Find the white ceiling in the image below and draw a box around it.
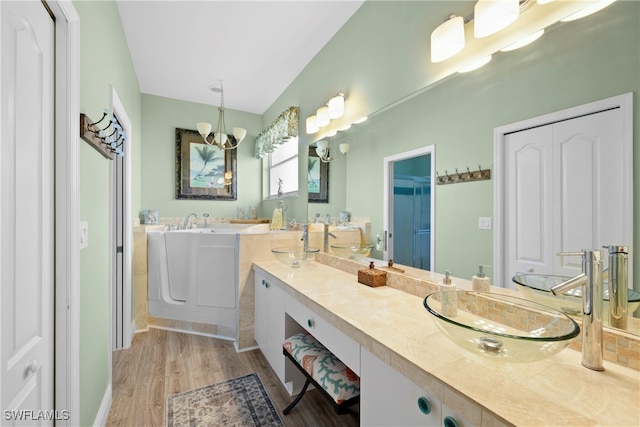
[116,1,365,115]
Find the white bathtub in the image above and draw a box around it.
[147,227,244,340]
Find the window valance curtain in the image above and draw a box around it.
[254,106,299,159]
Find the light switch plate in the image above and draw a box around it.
[478,217,492,230]
[80,221,88,249]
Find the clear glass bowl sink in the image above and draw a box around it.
[424,291,580,362]
[271,246,320,268]
[330,243,374,260]
[512,274,640,316]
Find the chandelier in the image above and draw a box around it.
[196,80,247,150]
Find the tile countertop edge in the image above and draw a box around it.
[252,260,640,427]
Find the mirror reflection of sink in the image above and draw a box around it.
[512,274,640,317]
[424,291,580,362]
[271,246,320,268]
[330,243,374,261]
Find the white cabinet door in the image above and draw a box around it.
[504,107,627,280]
[254,271,286,380]
[360,347,441,426]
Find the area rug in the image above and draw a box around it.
[167,373,284,427]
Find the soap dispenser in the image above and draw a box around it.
[472,265,491,292]
[439,270,457,317]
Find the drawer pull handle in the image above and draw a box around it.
[443,416,458,427]
[417,396,431,415]
[307,319,314,328]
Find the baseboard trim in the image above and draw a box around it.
[92,383,112,427]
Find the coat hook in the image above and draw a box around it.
[478,165,484,177]
[455,168,462,179]
[436,171,443,183]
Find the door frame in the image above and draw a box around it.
[383,145,436,268]
[493,92,633,287]
[48,0,81,423]
[109,86,134,351]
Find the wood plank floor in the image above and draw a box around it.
[106,328,359,427]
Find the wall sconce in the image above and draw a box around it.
[306,93,345,134]
[315,139,349,163]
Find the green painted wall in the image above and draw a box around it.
[140,95,263,218]
[75,0,141,425]
[263,0,639,283]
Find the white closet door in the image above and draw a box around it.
[505,125,554,277]
[505,107,626,280]
[1,0,55,422]
[552,109,625,276]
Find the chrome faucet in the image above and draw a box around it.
[324,223,337,252]
[551,249,604,371]
[202,212,210,228]
[604,245,628,330]
[301,224,309,252]
[183,212,197,229]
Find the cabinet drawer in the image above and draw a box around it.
[285,294,360,375]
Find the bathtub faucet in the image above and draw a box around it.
[183,212,197,229]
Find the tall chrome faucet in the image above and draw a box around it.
[183,212,197,229]
[324,223,337,252]
[551,249,604,371]
[301,224,309,252]
[604,245,629,330]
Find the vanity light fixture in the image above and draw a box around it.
[328,93,345,119]
[560,0,616,22]
[316,106,330,127]
[431,14,466,62]
[500,28,544,51]
[196,80,247,151]
[306,92,346,134]
[474,0,520,38]
[306,115,319,134]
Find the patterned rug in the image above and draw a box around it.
[167,373,285,427]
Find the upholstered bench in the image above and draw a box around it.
[282,332,360,417]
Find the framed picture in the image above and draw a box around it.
[308,147,329,203]
[175,127,237,200]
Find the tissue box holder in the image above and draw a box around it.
[357,267,387,287]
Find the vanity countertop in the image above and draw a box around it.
[253,259,640,427]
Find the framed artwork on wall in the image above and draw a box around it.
[175,127,237,200]
[308,147,329,203]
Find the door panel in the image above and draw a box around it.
[505,108,626,281]
[505,125,554,276]
[1,1,55,423]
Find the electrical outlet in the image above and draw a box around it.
[80,221,89,249]
[478,217,492,230]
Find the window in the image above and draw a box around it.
[268,136,298,198]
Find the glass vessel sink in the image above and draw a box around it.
[424,291,580,362]
[330,243,374,261]
[271,246,320,268]
[512,274,640,316]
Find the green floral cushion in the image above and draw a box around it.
[283,333,360,404]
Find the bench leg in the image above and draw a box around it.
[283,378,311,415]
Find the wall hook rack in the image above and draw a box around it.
[80,110,126,160]
[436,165,491,185]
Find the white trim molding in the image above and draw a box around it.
[47,0,81,424]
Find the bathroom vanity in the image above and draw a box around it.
[253,259,639,426]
